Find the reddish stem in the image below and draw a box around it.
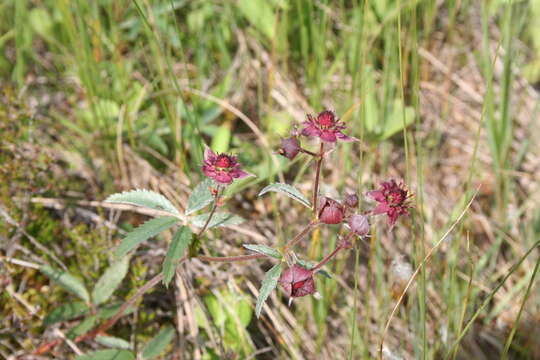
[312,142,325,215]
[197,185,221,237]
[311,233,354,272]
[283,220,319,252]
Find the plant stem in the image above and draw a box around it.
[197,185,221,237]
[312,142,325,215]
[300,148,318,157]
[283,220,319,252]
[311,233,353,272]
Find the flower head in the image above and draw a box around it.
[279,264,316,301]
[278,137,301,160]
[318,197,345,224]
[368,180,411,225]
[301,110,358,143]
[202,146,252,185]
[348,214,370,237]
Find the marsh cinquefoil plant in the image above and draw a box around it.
[37,110,411,357]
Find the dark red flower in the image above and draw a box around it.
[368,180,411,225]
[202,146,253,185]
[279,264,316,300]
[348,214,370,237]
[278,137,301,160]
[301,110,358,143]
[318,197,345,224]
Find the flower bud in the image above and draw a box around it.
[318,197,344,224]
[278,137,301,160]
[279,264,316,300]
[348,214,369,237]
[344,193,359,208]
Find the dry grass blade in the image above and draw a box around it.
[378,186,481,359]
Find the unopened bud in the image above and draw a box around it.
[349,214,370,237]
[279,264,316,300]
[318,197,344,225]
[278,137,301,160]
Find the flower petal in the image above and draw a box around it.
[301,123,321,137]
[368,190,386,202]
[215,171,233,184]
[204,145,217,163]
[232,169,255,179]
[372,203,391,215]
[336,132,359,142]
[320,130,337,143]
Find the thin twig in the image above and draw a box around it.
[196,186,221,237]
[283,221,319,252]
[312,142,325,215]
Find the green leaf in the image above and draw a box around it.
[186,179,215,215]
[67,315,98,339]
[236,0,276,39]
[92,257,130,305]
[106,190,180,216]
[115,217,178,258]
[96,335,132,350]
[255,264,282,318]
[258,183,311,208]
[162,226,193,286]
[44,302,89,325]
[243,244,282,259]
[142,326,176,359]
[75,349,135,360]
[40,265,90,303]
[190,212,244,228]
[380,100,415,140]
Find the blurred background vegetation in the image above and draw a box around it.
[2,0,540,359]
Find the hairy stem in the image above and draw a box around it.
[283,220,319,252]
[312,142,325,214]
[311,233,353,272]
[197,185,221,237]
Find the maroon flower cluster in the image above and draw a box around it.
[277,110,358,161]
[301,110,358,143]
[369,180,411,225]
[202,146,252,185]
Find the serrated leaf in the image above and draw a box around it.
[115,217,178,258]
[43,302,89,325]
[75,349,135,360]
[40,265,90,303]
[186,179,215,215]
[162,226,193,286]
[243,244,282,259]
[67,315,98,340]
[255,264,282,318]
[190,212,244,228]
[258,183,311,208]
[106,190,180,216]
[92,257,130,305]
[96,335,132,350]
[142,326,176,359]
[296,259,332,279]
